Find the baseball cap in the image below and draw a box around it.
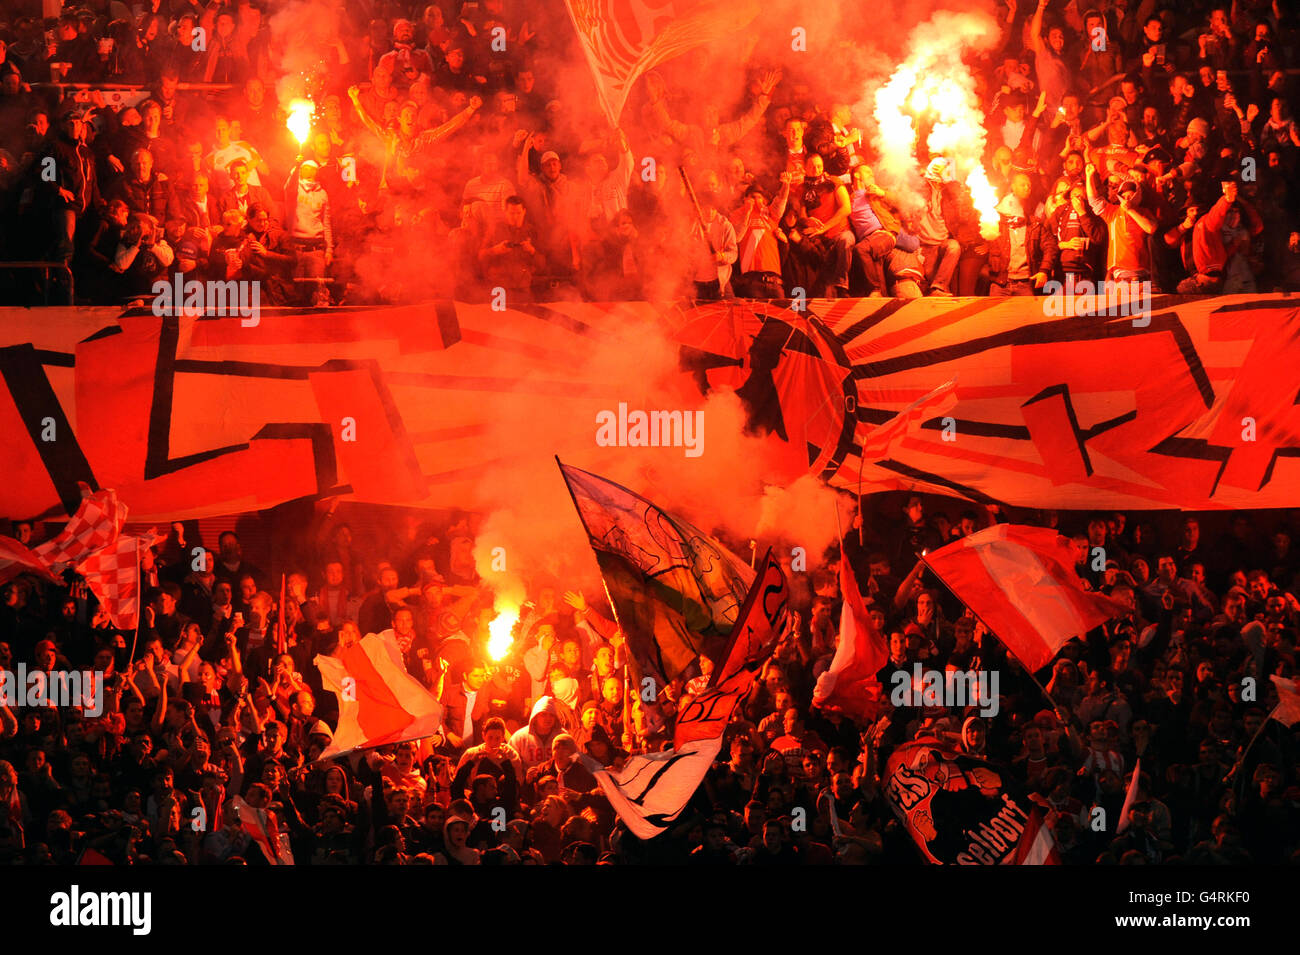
[540,150,560,164]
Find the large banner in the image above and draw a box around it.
[884,735,1036,865]
[1,295,1298,521]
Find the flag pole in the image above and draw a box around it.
[277,572,287,656]
[556,456,634,749]
[126,537,141,669]
[1224,711,1272,793]
[678,166,724,296]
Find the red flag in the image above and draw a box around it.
[34,486,127,567]
[1270,675,1300,727]
[921,524,1130,673]
[232,795,294,865]
[0,536,62,586]
[314,631,444,759]
[812,556,888,718]
[1117,757,1142,833]
[76,536,142,630]
[0,486,127,584]
[1013,809,1062,865]
[855,380,958,463]
[673,550,788,748]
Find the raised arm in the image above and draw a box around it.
[417,96,483,147]
[1028,0,1048,53]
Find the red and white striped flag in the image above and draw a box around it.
[1013,808,1062,865]
[0,536,61,585]
[812,556,888,718]
[1117,757,1142,833]
[1270,675,1300,727]
[564,0,760,125]
[232,795,294,865]
[857,380,958,462]
[921,524,1130,673]
[314,631,444,760]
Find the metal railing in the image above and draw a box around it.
[0,262,74,305]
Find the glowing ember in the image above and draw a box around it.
[487,608,517,661]
[287,98,314,146]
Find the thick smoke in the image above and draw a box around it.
[263,0,1004,607]
[868,9,1003,225]
[467,311,848,611]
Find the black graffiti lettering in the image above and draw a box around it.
[627,749,697,807]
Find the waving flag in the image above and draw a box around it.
[921,524,1130,673]
[0,536,61,585]
[314,631,444,760]
[0,486,127,585]
[558,460,754,687]
[852,380,958,466]
[1116,757,1142,833]
[813,555,888,718]
[1270,675,1300,727]
[595,552,786,838]
[564,0,760,125]
[885,734,1039,865]
[232,795,294,865]
[595,737,722,840]
[1013,809,1062,865]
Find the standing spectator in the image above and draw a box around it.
[284,159,333,305]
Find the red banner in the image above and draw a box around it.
[2,296,1298,521]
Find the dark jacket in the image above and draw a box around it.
[43,134,99,215]
[1048,204,1106,277]
[110,171,171,220]
[986,213,1059,286]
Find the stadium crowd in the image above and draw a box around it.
[0,495,1297,865]
[0,0,1299,303]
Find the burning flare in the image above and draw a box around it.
[871,11,1002,240]
[287,98,314,146]
[487,608,517,661]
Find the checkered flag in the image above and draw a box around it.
[34,486,128,569]
[76,528,162,631]
[0,486,127,585]
[77,536,142,630]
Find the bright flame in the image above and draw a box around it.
[287,98,314,146]
[870,11,1002,239]
[487,608,517,661]
[964,165,1000,240]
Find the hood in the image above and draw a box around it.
[528,695,561,737]
[323,765,350,800]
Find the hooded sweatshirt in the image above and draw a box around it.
[509,696,564,772]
